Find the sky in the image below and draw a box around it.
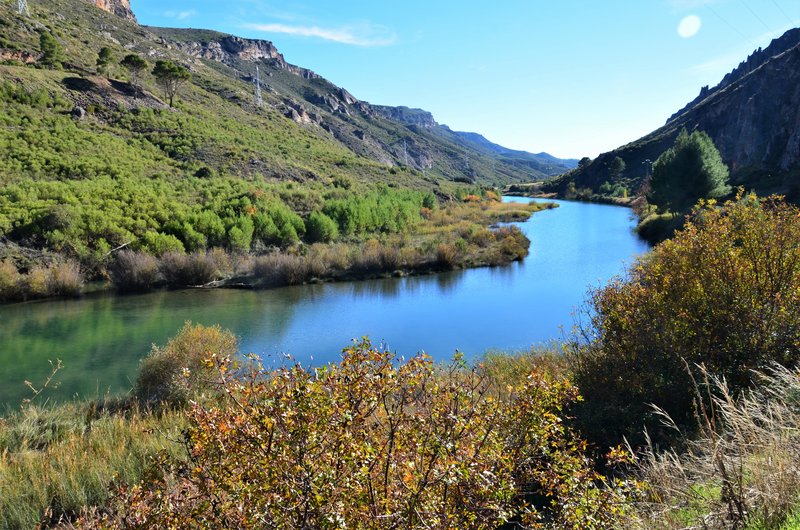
[131,0,800,160]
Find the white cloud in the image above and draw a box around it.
[678,15,702,38]
[243,22,396,47]
[164,10,197,21]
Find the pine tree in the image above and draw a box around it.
[151,60,191,108]
[648,129,731,213]
[39,31,63,69]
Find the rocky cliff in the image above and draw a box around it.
[88,0,136,22]
[548,27,800,198]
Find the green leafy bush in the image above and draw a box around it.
[304,211,339,243]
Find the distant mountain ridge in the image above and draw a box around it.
[37,1,569,184]
[546,27,800,198]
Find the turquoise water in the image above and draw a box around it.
[0,198,649,405]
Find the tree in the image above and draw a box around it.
[609,156,626,181]
[96,47,114,75]
[120,54,147,98]
[151,60,191,107]
[647,128,731,213]
[39,31,63,69]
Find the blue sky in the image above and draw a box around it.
[132,0,799,159]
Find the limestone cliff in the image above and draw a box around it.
[88,0,136,22]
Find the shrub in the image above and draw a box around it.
[0,260,22,301]
[83,340,639,529]
[134,322,238,406]
[45,261,83,297]
[159,251,220,287]
[435,242,459,267]
[108,251,162,292]
[304,211,339,243]
[251,253,308,287]
[571,194,800,448]
[142,231,185,257]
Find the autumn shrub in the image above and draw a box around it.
[134,322,238,406]
[45,261,83,297]
[0,259,22,301]
[570,194,800,448]
[159,251,221,287]
[435,241,459,267]
[251,253,309,287]
[108,251,162,292]
[80,340,639,529]
[350,238,385,273]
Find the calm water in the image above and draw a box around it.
[0,198,649,406]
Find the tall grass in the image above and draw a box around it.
[635,365,800,530]
[0,402,186,529]
[0,260,83,302]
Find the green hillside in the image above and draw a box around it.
[0,0,558,300]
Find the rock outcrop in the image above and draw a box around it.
[172,35,319,80]
[88,0,136,22]
[372,106,438,129]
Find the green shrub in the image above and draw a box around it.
[142,231,185,256]
[304,211,339,243]
[134,322,238,405]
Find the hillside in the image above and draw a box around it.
[0,0,567,290]
[544,27,800,200]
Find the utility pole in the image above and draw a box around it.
[253,65,263,107]
[18,0,30,15]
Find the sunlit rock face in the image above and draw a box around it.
[90,0,136,22]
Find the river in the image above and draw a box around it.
[0,198,649,406]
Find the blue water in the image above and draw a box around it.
[0,197,649,405]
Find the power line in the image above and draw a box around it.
[738,0,776,38]
[705,3,758,49]
[768,0,794,24]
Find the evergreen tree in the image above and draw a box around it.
[647,129,731,213]
[39,31,63,69]
[120,54,147,98]
[96,47,114,75]
[151,60,191,107]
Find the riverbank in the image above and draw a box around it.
[0,199,556,304]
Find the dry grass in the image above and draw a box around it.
[108,251,161,292]
[0,260,83,301]
[159,251,222,287]
[634,365,800,530]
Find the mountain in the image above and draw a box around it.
[0,0,563,193]
[544,28,800,199]
[451,131,577,175]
